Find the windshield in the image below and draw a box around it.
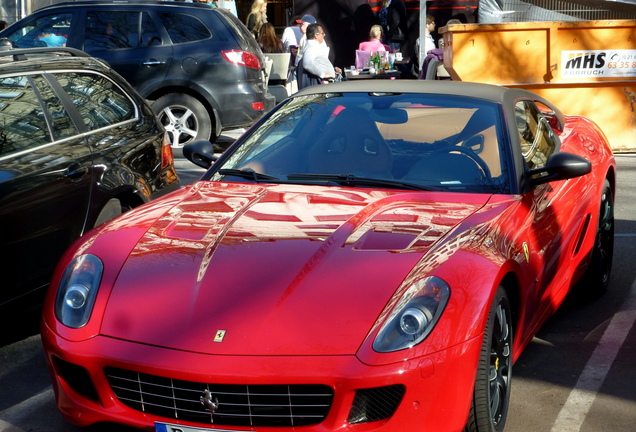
[210,92,511,193]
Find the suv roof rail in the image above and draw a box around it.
[0,43,91,61]
[40,0,211,8]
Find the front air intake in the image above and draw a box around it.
[348,384,405,424]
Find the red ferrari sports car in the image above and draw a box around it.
[42,81,616,432]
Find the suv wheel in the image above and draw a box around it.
[153,93,212,148]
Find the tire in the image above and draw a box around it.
[152,93,212,148]
[464,287,513,432]
[580,179,614,297]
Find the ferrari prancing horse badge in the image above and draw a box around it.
[214,330,226,342]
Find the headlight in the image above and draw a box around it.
[55,254,103,328]
[373,276,450,353]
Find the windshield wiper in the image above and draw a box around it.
[217,168,280,182]
[287,174,439,191]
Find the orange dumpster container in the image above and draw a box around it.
[441,20,636,152]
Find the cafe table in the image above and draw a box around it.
[344,69,402,80]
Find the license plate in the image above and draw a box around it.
[156,422,251,432]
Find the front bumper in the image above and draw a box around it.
[42,322,482,432]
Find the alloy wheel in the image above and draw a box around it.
[489,301,512,428]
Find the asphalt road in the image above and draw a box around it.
[2,153,635,432]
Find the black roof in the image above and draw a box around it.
[293,80,565,129]
[296,80,519,104]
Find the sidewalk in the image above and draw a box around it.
[213,127,246,153]
[216,128,246,144]
[173,128,245,159]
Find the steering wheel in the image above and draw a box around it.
[429,145,492,179]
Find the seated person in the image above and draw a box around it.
[38,28,67,47]
[258,22,284,53]
[418,48,444,79]
[358,25,389,52]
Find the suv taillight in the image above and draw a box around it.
[222,50,261,70]
[161,133,174,169]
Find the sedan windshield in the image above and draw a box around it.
[210,92,511,194]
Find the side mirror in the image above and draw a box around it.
[183,140,218,169]
[529,152,591,187]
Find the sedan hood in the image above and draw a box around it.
[100,182,490,355]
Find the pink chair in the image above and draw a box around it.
[355,50,371,69]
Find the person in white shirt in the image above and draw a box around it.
[281,14,315,53]
[300,24,340,81]
[413,14,437,75]
[424,14,437,52]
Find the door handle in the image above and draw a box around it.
[65,163,88,180]
[143,59,166,66]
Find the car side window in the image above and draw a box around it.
[0,76,50,156]
[54,72,135,130]
[141,12,162,47]
[219,10,253,43]
[4,13,71,48]
[159,13,211,43]
[515,100,557,170]
[85,11,139,51]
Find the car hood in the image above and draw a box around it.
[100,182,491,355]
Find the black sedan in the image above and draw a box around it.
[0,45,180,335]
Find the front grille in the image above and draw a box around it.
[105,367,333,427]
[348,385,405,424]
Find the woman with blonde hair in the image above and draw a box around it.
[358,25,388,52]
[246,0,268,39]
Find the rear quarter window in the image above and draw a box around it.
[54,72,136,130]
[220,10,257,45]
